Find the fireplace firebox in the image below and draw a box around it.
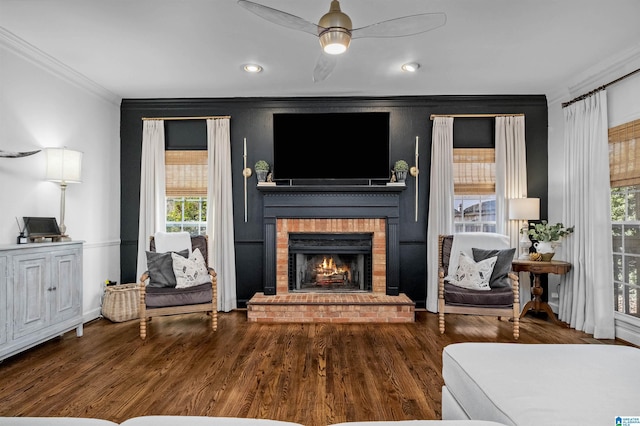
[288,233,372,293]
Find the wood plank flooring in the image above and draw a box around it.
[0,310,634,425]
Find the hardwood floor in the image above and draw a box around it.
[0,310,633,425]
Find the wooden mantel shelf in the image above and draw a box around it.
[256,183,407,193]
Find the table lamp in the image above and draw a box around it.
[45,147,83,241]
[508,198,540,259]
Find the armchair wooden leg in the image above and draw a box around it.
[140,317,147,340]
[513,316,519,340]
[438,299,445,334]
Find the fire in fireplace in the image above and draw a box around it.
[288,233,373,293]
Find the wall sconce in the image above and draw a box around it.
[45,147,83,241]
[508,198,540,259]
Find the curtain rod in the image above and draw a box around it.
[562,67,640,109]
[141,115,231,121]
[430,113,524,120]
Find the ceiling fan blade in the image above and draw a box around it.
[237,0,320,36]
[313,53,338,83]
[351,12,446,39]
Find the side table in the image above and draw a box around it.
[511,259,572,325]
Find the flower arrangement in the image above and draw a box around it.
[525,220,574,242]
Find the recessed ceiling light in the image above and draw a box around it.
[243,64,263,73]
[401,62,420,72]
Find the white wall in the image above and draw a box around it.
[0,29,121,322]
[547,47,640,345]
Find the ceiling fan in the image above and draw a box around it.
[237,0,446,82]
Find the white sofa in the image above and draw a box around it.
[442,342,640,425]
[0,417,508,426]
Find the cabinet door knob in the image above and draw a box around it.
[48,287,57,291]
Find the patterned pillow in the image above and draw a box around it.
[472,247,516,288]
[446,251,497,291]
[171,248,210,289]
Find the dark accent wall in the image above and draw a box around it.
[120,95,548,309]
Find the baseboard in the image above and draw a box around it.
[615,313,640,347]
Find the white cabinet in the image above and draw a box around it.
[0,255,6,346]
[1,241,83,361]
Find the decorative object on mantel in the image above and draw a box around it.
[393,159,409,183]
[0,149,41,158]
[508,197,540,259]
[44,147,83,242]
[242,138,252,222]
[255,160,270,182]
[527,220,574,261]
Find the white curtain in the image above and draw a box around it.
[495,116,531,305]
[426,117,454,312]
[495,116,528,239]
[559,91,615,339]
[136,120,166,280]
[206,118,237,312]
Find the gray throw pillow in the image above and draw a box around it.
[146,249,189,288]
[472,247,516,289]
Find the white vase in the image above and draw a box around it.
[534,241,555,261]
[534,241,554,254]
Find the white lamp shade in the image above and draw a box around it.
[508,198,540,220]
[45,148,83,184]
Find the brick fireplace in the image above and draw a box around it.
[247,186,415,323]
[276,218,386,294]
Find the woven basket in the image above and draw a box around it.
[102,284,139,322]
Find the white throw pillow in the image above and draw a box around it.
[171,248,210,288]
[446,251,497,291]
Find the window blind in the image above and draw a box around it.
[609,118,640,188]
[165,150,208,196]
[453,148,495,195]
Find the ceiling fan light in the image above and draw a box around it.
[319,29,351,55]
[318,0,352,55]
[401,62,420,72]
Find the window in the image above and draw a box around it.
[610,119,640,318]
[165,150,208,236]
[453,148,496,233]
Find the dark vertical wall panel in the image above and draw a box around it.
[121,96,548,309]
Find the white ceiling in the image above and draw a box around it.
[1,0,640,101]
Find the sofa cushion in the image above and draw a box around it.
[0,418,118,425]
[442,343,640,425]
[443,283,513,308]
[119,417,304,426]
[145,283,212,308]
[472,247,516,288]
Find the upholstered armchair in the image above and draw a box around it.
[138,232,217,339]
[438,233,520,339]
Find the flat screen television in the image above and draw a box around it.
[273,112,390,181]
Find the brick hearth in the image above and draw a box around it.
[247,293,415,323]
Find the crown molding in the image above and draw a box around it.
[0,26,121,106]
[547,43,640,106]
